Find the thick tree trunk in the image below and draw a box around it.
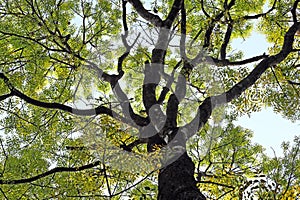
[158,152,206,200]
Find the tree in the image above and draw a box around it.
[0,0,299,199]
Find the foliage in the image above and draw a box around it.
[0,0,299,199]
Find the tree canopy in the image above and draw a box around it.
[0,0,299,199]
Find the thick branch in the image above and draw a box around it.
[84,17,146,127]
[127,0,163,27]
[291,0,299,23]
[183,22,300,140]
[0,73,141,128]
[157,60,182,104]
[192,53,269,67]
[143,28,172,112]
[214,54,269,66]
[166,95,179,128]
[120,138,147,152]
[122,0,129,33]
[0,93,13,101]
[12,87,112,116]
[0,161,102,184]
[113,83,148,126]
[220,22,299,106]
[164,0,183,28]
[220,23,233,60]
[180,0,187,59]
[221,0,235,60]
[143,0,184,113]
[143,24,179,149]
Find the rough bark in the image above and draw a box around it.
[158,152,206,200]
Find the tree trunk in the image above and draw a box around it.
[158,152,206,200]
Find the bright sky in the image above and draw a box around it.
[232,31,300,157]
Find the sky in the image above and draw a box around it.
[231,31,300,157]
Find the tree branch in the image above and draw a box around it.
[0,72,140,128]
[0,93,13,101]
[142,0,185,119]
[191,53,269,67]
[221,22,299,104]
[122,0,129,34]
[127,0,163,27]
[200,0,210,18]
[120,138,147,152]
[0,161,102,184]
[202,0,235,49]
[291,0,299,23]
[164,0,183,28]
[157,60,182,105]
[112,7,147,127]
[143,29,171,113]
[182,22,300,140]
[287,80,300,85]
[220,22,233,60]
[180,0,187,59]
[213,53,269,66]
[243,0,277,20]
